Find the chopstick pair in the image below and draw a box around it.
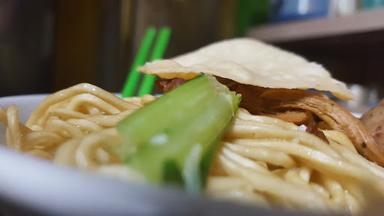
[121,27,171,98]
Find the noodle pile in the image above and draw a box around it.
[208,111,384,213]
[1,83,384,214]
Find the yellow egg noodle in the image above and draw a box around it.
[1,83,384,215]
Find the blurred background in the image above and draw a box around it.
[1,0,384,106]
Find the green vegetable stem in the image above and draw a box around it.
[117,75,241,194]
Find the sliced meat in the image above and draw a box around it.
[262,89,384,166]
[227,83,383,165]
[267,109,328,142]
[361,100,384,152]
[266,110,312,125]
[156,78,186,92]
[305,118,329,144]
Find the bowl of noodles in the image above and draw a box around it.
[0,93,313,216]
[1,38,384,216]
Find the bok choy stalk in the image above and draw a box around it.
[116,75,240,194]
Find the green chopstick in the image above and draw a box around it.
[138,27,171,96]
[121,27,156,97]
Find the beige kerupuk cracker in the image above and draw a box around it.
[140,38,353,100]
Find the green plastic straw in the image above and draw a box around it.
[138,27,171,96]
[122,27,156,97]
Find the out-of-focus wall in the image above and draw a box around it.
[54,0,236,93]
[0,0,236,95]
[0,0,54,96]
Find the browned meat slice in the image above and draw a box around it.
[262,89,384,166]
[361,100,384,153]
[266,110,311,125]
[265,108,328,142]
[156,78,186,92]
[230,83,383,164]
[306,120,329,144]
